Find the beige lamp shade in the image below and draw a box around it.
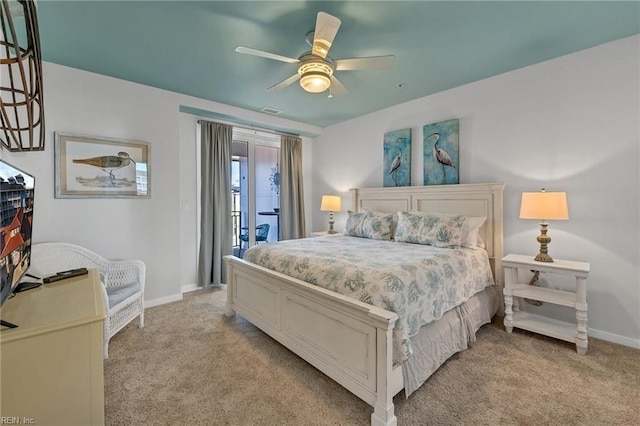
[520,189,568,262]
[320,195,341,212]
[520,191,569,221]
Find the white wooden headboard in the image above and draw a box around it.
[350,183,505,286]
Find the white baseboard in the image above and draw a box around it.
[145,293,183,308]
[589,328,640,349]
[143,284,209,309]
[181,283,199,294]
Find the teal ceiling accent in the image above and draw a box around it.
[37,1,640,128]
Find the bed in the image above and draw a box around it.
[224,183,505,426]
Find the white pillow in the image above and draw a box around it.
[461,216,487,248]
[477,235,486,249]
[409,211,486,248]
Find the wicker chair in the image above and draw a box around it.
[29,242,145,359]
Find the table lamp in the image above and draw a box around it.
[519,189,569,262]
[320,195,341,234]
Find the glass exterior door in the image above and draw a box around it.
[231,130,279,258]
[255,144,280,243]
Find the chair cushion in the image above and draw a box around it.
[106,282,140,308]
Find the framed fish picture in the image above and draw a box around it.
[54,132,150,198]
[383,128,411,187]
[423,119,459,185]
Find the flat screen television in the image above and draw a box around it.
[0,158,35,328]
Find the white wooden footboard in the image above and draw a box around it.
[225,255,403,426]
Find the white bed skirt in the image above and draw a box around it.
[402,285,501,396]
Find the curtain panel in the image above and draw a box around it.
[279,135,306,240]
[198,121,233,287]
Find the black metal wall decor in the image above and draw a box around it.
[0,0,45,151]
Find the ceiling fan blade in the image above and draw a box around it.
[335,55,396,71]
[329,75,348,96]
[267,74,301,92]
[312,12,341,59]
[235,46,299,64]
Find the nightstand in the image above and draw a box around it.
[502,254,590,354]
[309,231,342,237]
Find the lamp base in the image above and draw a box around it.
[534,221,554,262]
[327,212,336,234]
[534,252,554,263]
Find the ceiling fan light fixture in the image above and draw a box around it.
[300,72,330,93]
[298,60,333,93]
[235,12,393,95]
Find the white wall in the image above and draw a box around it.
[311,35,640,347]
[2,63,184,305]
[2,62,318,306]
[3,35,636,347]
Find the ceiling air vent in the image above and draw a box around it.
[260,106,282,115]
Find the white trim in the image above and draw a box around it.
[234,127,282,147]
[145,293,183,308]
[181,283,199,294]
[589,328,640,349]
[247,135,256,245]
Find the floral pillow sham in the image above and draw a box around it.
[343,210,395,240]
[395,211,466,248]
[409,211,486,248]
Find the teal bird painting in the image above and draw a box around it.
[383,128,411,187]
[423,119,459,185]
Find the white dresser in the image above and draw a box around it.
[0,269,106,425]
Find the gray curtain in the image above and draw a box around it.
[279,135,306,240]
[198,121,233,287]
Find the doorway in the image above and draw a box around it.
[232,128,280,258]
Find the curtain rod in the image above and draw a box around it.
[196,119,300,138]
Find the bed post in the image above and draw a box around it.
[224,256,236,317]
[350,188,359,211]
[489,183,505,315]
[371,316,398,426]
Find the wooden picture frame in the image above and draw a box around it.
[54,132,150,198]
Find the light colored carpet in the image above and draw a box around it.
[105,286,640,425]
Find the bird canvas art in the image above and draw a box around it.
[54,132,150,198]
[73,151,136,186]
[423,119,459,185]
[383,128,411,187]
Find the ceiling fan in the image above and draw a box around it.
[235,11,395,95]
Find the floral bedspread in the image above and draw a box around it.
[243,235,495,363]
